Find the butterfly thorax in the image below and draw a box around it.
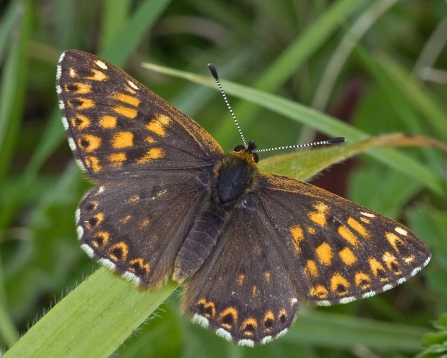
[173,144,259,283]
[212,146,259,209]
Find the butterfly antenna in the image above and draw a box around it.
[255,137,346,153]
[208,64,247,148]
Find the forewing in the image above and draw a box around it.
[56,50,223,181]
[257,173,431,306]
[182,194,299,347]
[77,171,208,287]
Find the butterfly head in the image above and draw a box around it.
[233,140,259,164]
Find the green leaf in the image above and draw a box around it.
[4,269,178,358]
[142,63,445,196]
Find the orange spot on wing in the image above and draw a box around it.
[113,105,138,118]
[128,258,150,275]
[290,225,304,253]
[125,86,136,94]
[78,134,101,152]
[263,311,274,332]
[347,217,370,238]
[338,226,360,247]
[91,231,109,248]
[237,274,245,286]
[369,257,387,281]
[113,93,140,107]
[108,242,129,261]
[382,252,402,274]
[197,299,216,318]
[128,195,140,203]
[308,202,329,226]
[241,318,257,336]
[109,152,126,166]
[84,156,101,172]
[87,212,104,228]
[120,215,131,224]
[85,69,108,81]
[339,247,357,265]
[71,114,91,129]
[70,82,91,94]
[69,97,95,110]
[137,148,164,163]
[219,307,238,329]
[264,272,271,283]
[111,132,134,148]
[385,232,405,253]
[69,68,77,78]
[310,285,328,299]
[316,242,333,265]
[355,272,371,289]
[140,219,150,229]
[99,115,117,128]
[146,114,171,137]
[330,273,350,295]
[304,260,318,277]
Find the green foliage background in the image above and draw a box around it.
[1,0,447,357]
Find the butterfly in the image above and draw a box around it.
[56,50,431,347]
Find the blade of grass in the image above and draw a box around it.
[284,309,428,352]
[99,0,171,65]
[3,269,178,358]
[0,0,32,347]
[0,1,22,63]
[352,38,447,141]
[213,0,372,148]
[142,63,445,195]
[375,53,447,142]
[0,0,30,184]
[100,0,132,52]
[54,0,75,49]
[352,39,447,177]
[312,0,399,112]
[260,132,447,182]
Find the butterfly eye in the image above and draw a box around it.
[252,152,259,163]
[233,145,246,152]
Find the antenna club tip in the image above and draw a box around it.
[208,64,219,80]
[329,137,346,144]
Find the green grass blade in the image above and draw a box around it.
[375,53,447,141]
[100,0,132,51]
[0,109,66,230]
[0,1,31,185]
[213,0,372,148]
[54,0,75,49]
[4,269,178,358]
[99,0,172,65]
[0,1,22,63]
[285,309,428,352]
[312,0,399,111]
[0,1,31,346]
[142,63,445,195]
[252,0,370,92]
